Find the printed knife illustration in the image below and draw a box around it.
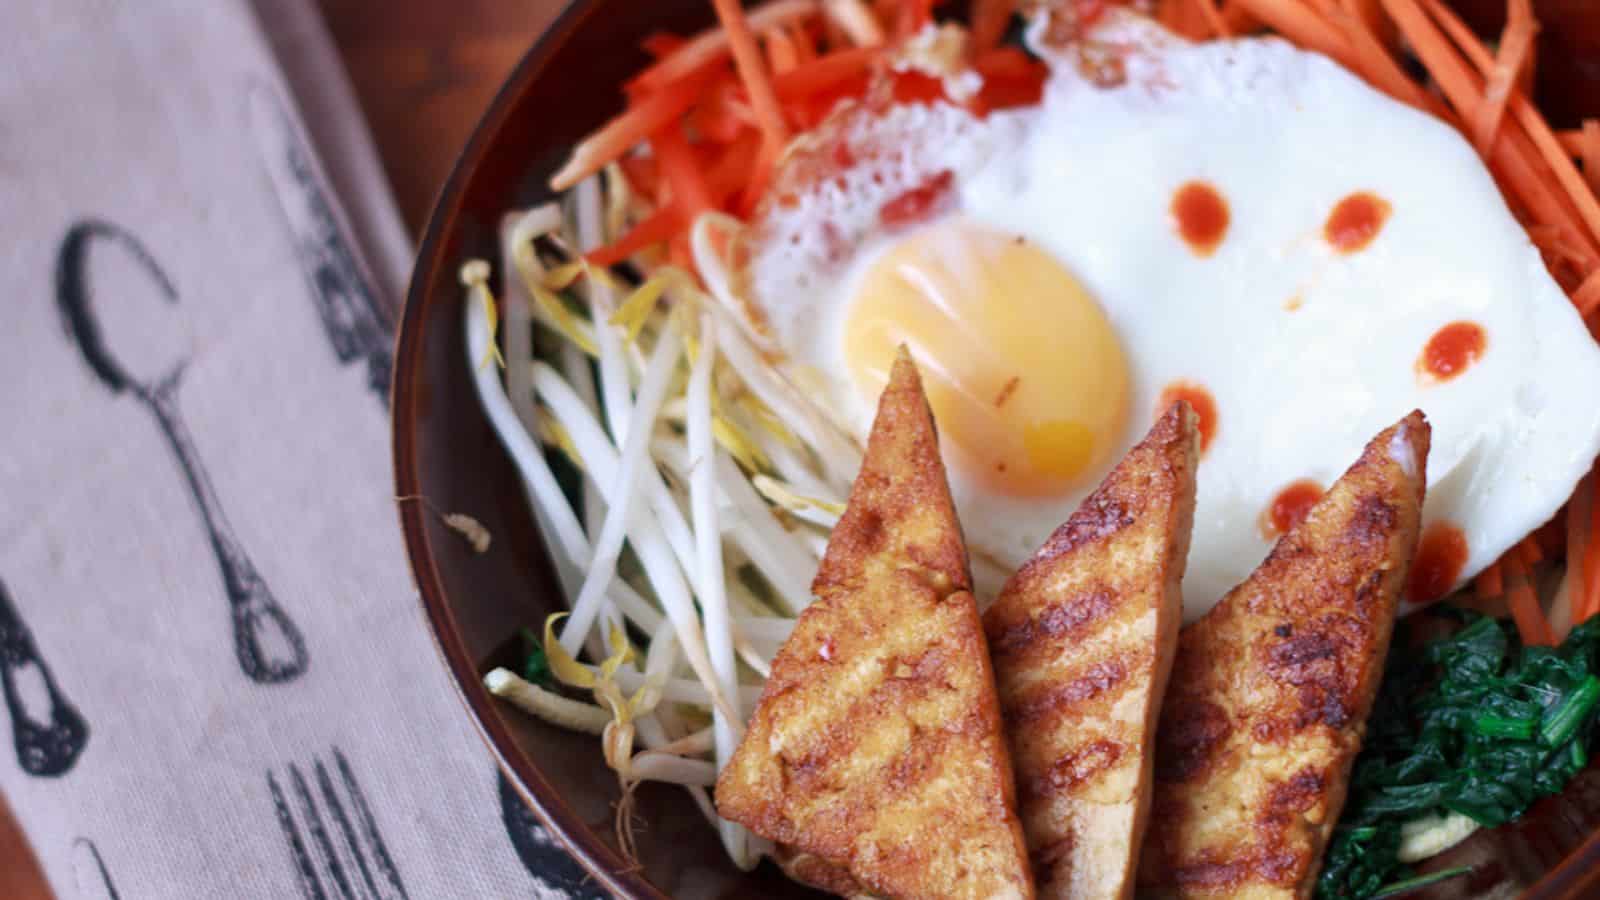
[0,578,88,776]
[56,220,309,684]
[71,837,121,900]
[248,81,394,403]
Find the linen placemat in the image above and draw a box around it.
[0,1,595,896]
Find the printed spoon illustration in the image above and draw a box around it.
[0,578,88,776]
[248,82,393,404]
[497,770,604,898]
[56,220,309,684]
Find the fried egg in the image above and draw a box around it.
[741,13,1600,618]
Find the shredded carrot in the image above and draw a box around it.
[654,124,717,220]
[1584,120,1600,198]
[790,23,817,61]
[1346,0,1396,48]
[1505,554,1555,646]
[1527,224,1600,293]
[706,131,764,204]
[1469,0,1537,158]
[1419,0,1600,259]
[618,153,662,202]
[1476,560,1504,599]
[973,47,1050,113]
[713,0,794,162]
[738,141,780,218]
[692,76,758,144]
[766,27,801,73]
[1580,470,1600,624]
[894,0,936,40]
[1195,0,1233,38]
[1381,0,1598,272]
[1159,0,1212,39]
[1537,514,1569,561]
[1331,0,1434,111]
[641,32,688,59]
[551,67,719,191]
[971,45,1034,79]
[1580,509,1600,621]
[772,46,881,99]
[1551,494,1587,640]
[969,0,1014,56]
[1221,0,1264,33]
[1234,0,1358,71]
[825,0,888,47]
[1573,268,1600,318]
[1516,534,1543,567]
[586,205,680,268]
[629,0,817,94]
[669,232,697,273]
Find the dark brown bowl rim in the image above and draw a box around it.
[390,4,1600,898]
[391,0,668,896]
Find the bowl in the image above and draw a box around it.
[392,1,1600,896]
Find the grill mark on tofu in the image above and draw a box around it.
[1031,836,1075,882]
[988,589,1118,656]
[1008,653,1136,726]
[1265,768,1325,819]
[1154,699,1232,783]
[1343,494,1398,545]
[1029,497,1137,568]
[1027,738,1126,799]
[1172,854,1251,889]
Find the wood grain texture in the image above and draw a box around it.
[0,792,47,900]
[317,0,563,229]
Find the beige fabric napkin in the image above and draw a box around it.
[0,1,596,896]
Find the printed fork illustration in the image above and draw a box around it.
[269,747,408,900]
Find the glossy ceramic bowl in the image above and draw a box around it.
[392,1,1600,896]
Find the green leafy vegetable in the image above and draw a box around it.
[1317,609,1600,899]
[1366,866,1473,899]
[519,626,553,687]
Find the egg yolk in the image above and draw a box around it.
[842,220,1129,497]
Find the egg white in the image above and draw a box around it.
[746,14,1600,617]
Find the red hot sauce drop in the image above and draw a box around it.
[1325,191,1392,253]
[1172,181,1230,257]
[1261,480,1324,539]
[1407,521,1469,606]
[1417,321,1487,384]
[1157,382,1217,454]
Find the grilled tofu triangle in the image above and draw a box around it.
[716,347,1034,900]
[985,401,1200,900]
[1139,411,1431,899]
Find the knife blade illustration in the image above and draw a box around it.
[247,81,394,403]
[56,220,309,684]
[0,578,88,776]
[71,837,121,900]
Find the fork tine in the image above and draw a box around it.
[316,758,379,900]
[334,748,409,900]
[290,763,358,900]
[270,770,328,900]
